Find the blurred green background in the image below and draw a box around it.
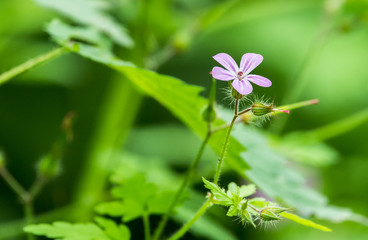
[0,0,368,239]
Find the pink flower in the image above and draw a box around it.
[212,53,272,95]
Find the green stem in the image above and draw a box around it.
[305,108,368,141]
[24,203,34,225]
[24,203,35,240]
[153,130,212,240]
[0,167,35,239]
[29,176,47,199]
[167,99,240,239]
[0,167,28,199]
[213,99,239,184]
[143,212,151,240]
[73,76,142,218]
[167,199,212,240]
[275,99,319,112]
[0,47,66,86]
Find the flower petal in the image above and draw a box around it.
[213,53,238,74]
[232,79,253,95]
[240,53,263,75]
[212,67,235,81]
[246,74,272,87]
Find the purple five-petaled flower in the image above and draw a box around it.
[211,53,272,95]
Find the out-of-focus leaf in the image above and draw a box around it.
[95,201,126,217]
[96,174,176,222]
[94,217,130,240]
[34,0,133,47]
[280,212,332,232]
[271,132,339,167]
[24,222,109,240]
[45,20,133,67]
[47,19,111,49]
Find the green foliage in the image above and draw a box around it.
[203,178,332,231]
[41,18,368,226]
[280,212,332,232]
[46,20,133,67]
[202,177,232,206]
[96,174,176,222]
[94,217,130,240]
[24,222,111,240]
[34,0,133,47]
[271,132,339,167]
[108,152,239,240]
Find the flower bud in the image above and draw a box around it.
[241,209,256,228]
[259,209,282,221]
[229,82,244,99]
[202,105,216,123]
[252,102,273,116]
[251,102,290,116]
[267,206,289,214]
[0,151,4,168]
[37,155,61,179]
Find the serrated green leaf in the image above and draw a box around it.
[97,173,177,222]
[95,199,143,222]
[226,205,238,217]
[46,19,111,49]
[239,184,256,198]
[202,177,232,206]
[35,0,133,47]
[226,182,239,197]
[280,212,332,232]
[24,222,109,240]
[94,217,130,240]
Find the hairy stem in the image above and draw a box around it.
[0,47,66,86]
[213,99,239,184]
[153,129,212,240]
[168,99,240,239]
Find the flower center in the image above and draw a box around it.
[237,71,244,80]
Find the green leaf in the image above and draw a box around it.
[202,177,232,206]
[239,184,256,198]
[94,217,130,240]
[46,19,111,49]
[226,205,238,217]
[97,174,177,222]
[271,133,339,167]
[45,20,133,67]
[24,222,109,240]
[226,182,239,198]
[173,191,238,240]
[280,212,332,232]
[34,0,133,47]
[95,201,128,217]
